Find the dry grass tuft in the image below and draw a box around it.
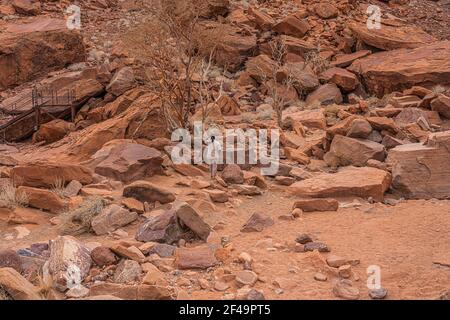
[304,50,329,75]
[432,85,446,94]
[59,197,105,236]
[242,113,257,124]
[31,271,53,300]
[0,286,12,300]
[51,177,66,198]
[0,179,28,209]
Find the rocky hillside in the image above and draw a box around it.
[0,0,449,301]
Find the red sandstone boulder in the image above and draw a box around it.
[348,41,450,96]
[0,18,86,90]
[289,166,391,202]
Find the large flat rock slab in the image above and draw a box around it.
[348,41,450,96]
[92,140,164,183]
[289,167,391,202]
[0,17,86,90]
[349,21,437,51]
[3,17,66,34]
[386,131,450,199]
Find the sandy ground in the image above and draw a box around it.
[1,173,449,300]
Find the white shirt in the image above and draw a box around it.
[206,140,222,162]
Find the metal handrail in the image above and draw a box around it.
[0,85,76,142]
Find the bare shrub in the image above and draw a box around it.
[0,180,28,209]
[257,37,295,127]
[304,49,329,75]
[121,0,223,131]
[59,197,105,236]
[51,177,66,198]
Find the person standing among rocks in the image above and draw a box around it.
[206,136,222,179]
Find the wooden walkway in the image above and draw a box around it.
[0,87,77,142]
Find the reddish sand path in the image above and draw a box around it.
[1,178,449,300]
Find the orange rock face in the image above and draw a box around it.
[11,163,93,188]
[348,41,450,96]
[289,166,392,202]
[0,18,86,90]
[386,131,450,199]
[349,22,437,50]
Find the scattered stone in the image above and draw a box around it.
[206,190,229,203]
[247,7,275,31]
[273,14,310,38]
[64,180,83,197]
[135,210,181,244]
[91,204,138,236]
[106,67,135,96]
[32,119,74,144]
[292,198,339,212]
[283,109,327,130]
[346,119,372,139]
[278,213,295,221]
[438,290,450,300]
[172,201,211,241]
[123,181,175,204]
[291,208,303,218]
[314,3,338,19]
[238,252,253,265]
[324,135,386,167]
[369,287,388,300]
[304,242,330,253]
[275,176,296,186]
[142,265,167,286]
[314,272,327,282]
[110,245,145,263]
[235,270,258,287]
[241,212,274,232]
[0,249,23,273]
[306,83,343,106]
[0,267,42,300]
[47,236,92,292]
[90,246,117,267]
[148,244,176,258]
[333,279,360,300]
[338,264,352,279]
[173,164,205,177]
[295,234,313,245]
[113,259,142,284]
[331,50,371,68]
[121,198,144,214]
[175,245,218,270]
[431,94,450,119]
[66,285,90,299]
[320,67,359,92]
[222,164,244,184]
[326,255,347,268]
[214,281,229,291]
[235,185,262,196]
